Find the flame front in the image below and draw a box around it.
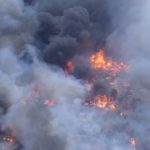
[43,99,55,106]
[88,95,117,111]
[90,49,127,74]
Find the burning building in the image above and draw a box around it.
[0,0,149,150]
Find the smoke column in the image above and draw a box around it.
[0,0,149,150]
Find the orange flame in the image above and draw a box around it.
[89,95,117,110]
[90,49,127,74]
[95,95,108,108]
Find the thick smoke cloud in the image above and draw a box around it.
[44,36,78,67]
[107,0,150,149]
[0,0,149,150]
[34,0,112,67]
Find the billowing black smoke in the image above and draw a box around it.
[31,0,111,66]
[0,0,150,150]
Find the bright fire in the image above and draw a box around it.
[95,95,108,108]
[90,49,126,74]
[90,95,116,110]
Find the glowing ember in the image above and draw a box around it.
[95,95,108,108]
[109,103,117,111]
[130,138,137,147]
[3,135,15,143]
[43,99,55,106]
[65,60,74,73]
[90,49,127,74]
